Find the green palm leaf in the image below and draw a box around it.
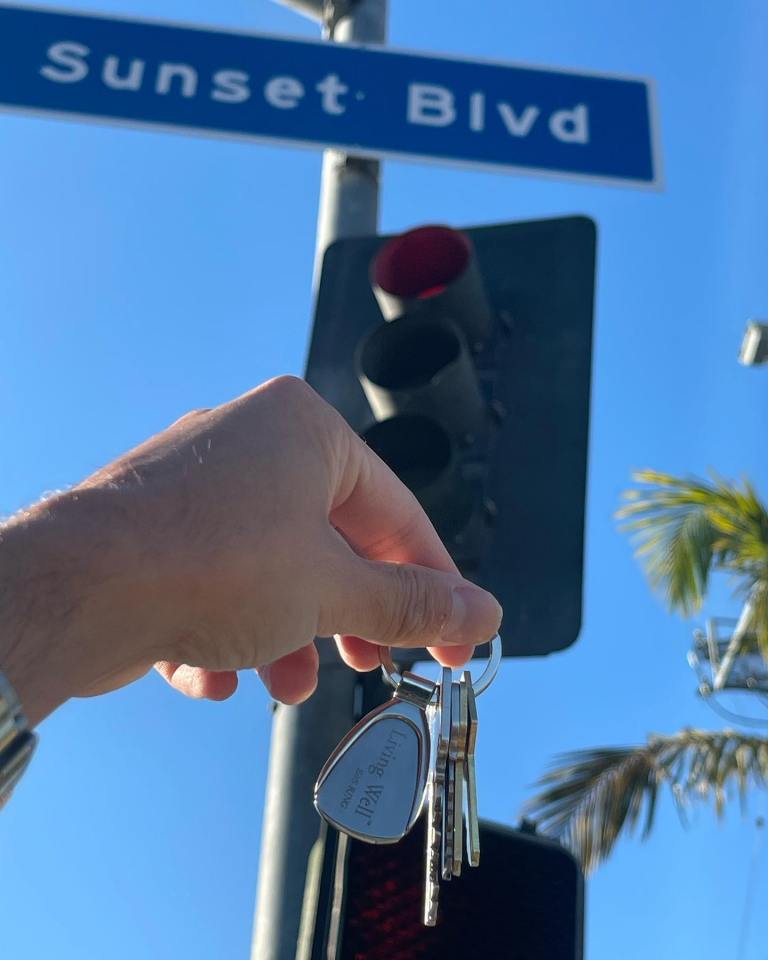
[617,470,768,652]
[524,729,768,874]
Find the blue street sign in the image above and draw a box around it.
[0,4,661,187]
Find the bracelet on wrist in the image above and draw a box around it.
[0,670,38,807]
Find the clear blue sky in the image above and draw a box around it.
[2,1,767,958]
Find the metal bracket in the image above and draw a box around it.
[712,596,756,690]
[323,0,357,37]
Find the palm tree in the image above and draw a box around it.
[523,470,768,873]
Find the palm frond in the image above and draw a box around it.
[617,470,768,620]
[523,729,768,874]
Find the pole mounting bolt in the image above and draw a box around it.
[323,0,356,35]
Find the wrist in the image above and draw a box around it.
[0,494,92,725]
[0,668,38,806]
[0,488,158,725]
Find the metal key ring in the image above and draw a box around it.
[379,633,502,697]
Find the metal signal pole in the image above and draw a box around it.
[252,3,387,958]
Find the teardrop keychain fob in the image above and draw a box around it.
[314,669,435,844]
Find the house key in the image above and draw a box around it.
[463,669,481,867]
[382,636,503,924]
[423,667,451,926]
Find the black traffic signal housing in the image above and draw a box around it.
[306,216,596,657]
[305,810,583,960]
[339,817,583,960]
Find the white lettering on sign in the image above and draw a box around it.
[37,41,315,112]
[39,41,90,83]
[211,70,250,104]
[315,73,348,115]
[407,82,590,146]
[264,76,304,109]
[102,56,145,91]
[155,63,197,98]
[497,102,540,137]
[407,83,456,127]
[469,91,484,132]
[36,41,592,149]
[549,103,589,143]
[467,91,539,136]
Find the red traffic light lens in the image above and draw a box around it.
[372,226,472,300]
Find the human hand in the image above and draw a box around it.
[0,377,501,725]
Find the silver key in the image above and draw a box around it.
[442,749,454,881]
[463,669,480,867]
[442,679,467,879]
[314,670,435,844]
[449,679,468,877]
[423,667,451,927]
[441,679,458,881]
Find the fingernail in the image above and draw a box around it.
[443,585,501,645]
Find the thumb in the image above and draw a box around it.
[321,553,502,651]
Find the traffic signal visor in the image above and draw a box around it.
[357,225,491,543]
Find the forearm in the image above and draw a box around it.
[0,489,156,727]
[0,497,90,725]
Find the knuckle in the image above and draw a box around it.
[171,407,211,428]
[235,375,312,414]
[240,376,322,423]
[264,374,312,404]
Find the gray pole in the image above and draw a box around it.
[252,4,387,959]
[313,1,387,283]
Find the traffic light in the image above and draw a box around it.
[338,817,582,960]
[306,215,596,658]
[303,815,583,960]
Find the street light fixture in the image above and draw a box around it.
[739,320,768,366]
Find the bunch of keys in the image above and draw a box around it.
[314,635,501,926]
